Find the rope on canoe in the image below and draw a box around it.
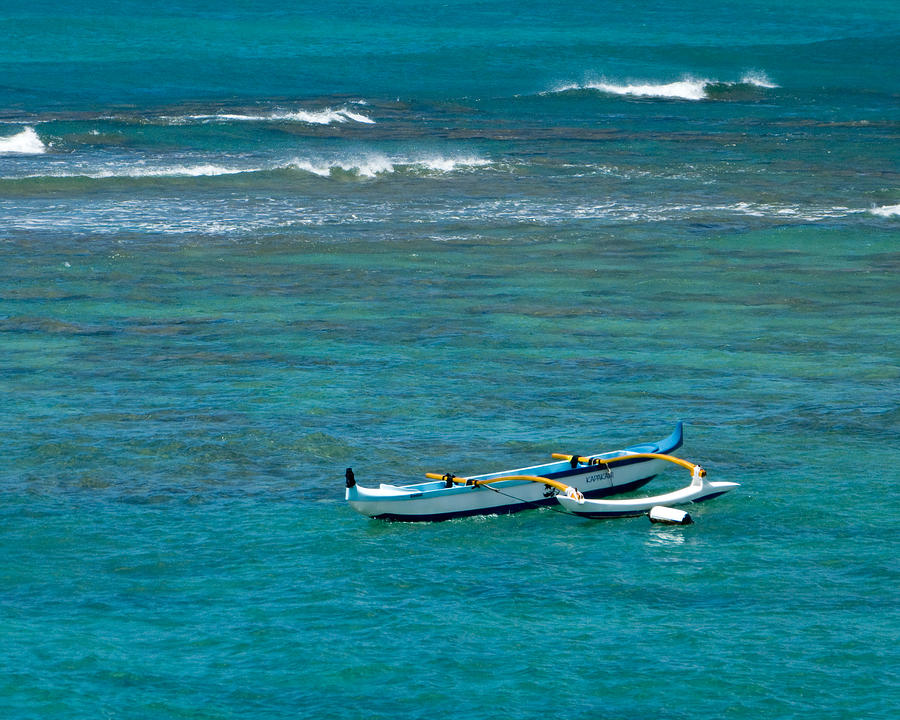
[474,480,581,517]
[424,472,583,516]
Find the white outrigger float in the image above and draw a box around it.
[345,423,737,522]
[555,462,738,518]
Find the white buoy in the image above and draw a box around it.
[649,505,693,525]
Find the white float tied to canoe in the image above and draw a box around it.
[345,423,736,522]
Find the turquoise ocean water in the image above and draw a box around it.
[1,1,898,717]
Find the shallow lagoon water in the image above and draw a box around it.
[2,226,896,718]
[1,1,898,718]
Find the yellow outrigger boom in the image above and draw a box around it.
[551,452,706,477]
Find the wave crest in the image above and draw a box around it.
[97,164,255,179]
[289,154,491,178]
[870,204,900,217]
[0,127,47,154]
[739,71,778,89]
[547,72,778,101]
[169,106,375,125]
[4,153,490,181]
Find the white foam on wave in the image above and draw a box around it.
[548,72,778,100]
[290,155,395,178]
[579,78,709,100]
[107,163,259,178]
[0,127,47,154]
[870,203,900,217]
[728,202,858,221]
[415,155,491,172]
[329,109,376,124]
[6,153,490,181]
[12,162,262,180]
[288,154,490,178]
[173,106,375,125]
[0,194,881,239]
[419,199,864,226]
[739,71,779,89]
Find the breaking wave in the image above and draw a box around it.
[89,164,255,178]
[0,127,47,154]
[869,204,900,217]
[288,154,490,178]
[738,71,779,89]
[164,106,375,125]
[4,153,491,181]
[547,72,778,101]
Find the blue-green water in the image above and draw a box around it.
[1,2,898,718]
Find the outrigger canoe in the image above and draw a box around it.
[345,422,730,522]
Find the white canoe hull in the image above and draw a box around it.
[346,424,685,521]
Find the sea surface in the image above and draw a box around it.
[1,1,898,718]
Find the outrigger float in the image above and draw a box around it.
[345,423,737,522]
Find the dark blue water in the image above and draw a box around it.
[1,1,898,718]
